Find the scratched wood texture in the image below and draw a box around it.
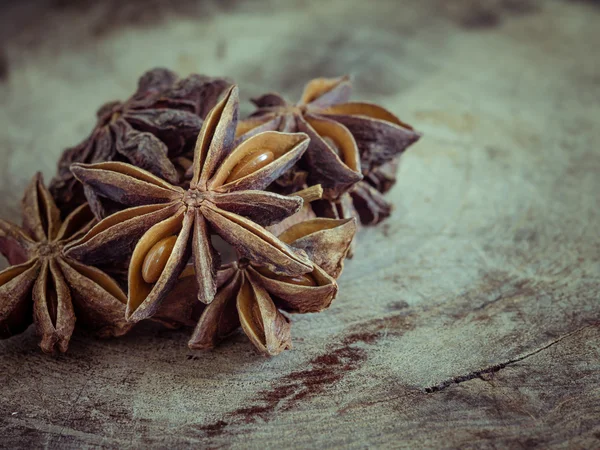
[1,0,599,448]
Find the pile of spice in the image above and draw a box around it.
[0,69,420,356]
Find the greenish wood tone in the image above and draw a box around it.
[0,0,598,448]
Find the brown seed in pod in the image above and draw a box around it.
[50,69,232,218]
[65,86,314,322]
[0,173,132,353]
[188,216,356,355]
[236,76,421,226]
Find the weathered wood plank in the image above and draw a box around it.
[1,0,599,448]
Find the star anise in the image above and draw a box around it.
[236,76,421,225]
[345,156,403,225]
[64,85,314,322]
[152,265,205,329]
[188,217,356,355]
[365,157,400,194]
[50,68,231,218]
[0,174,131,353]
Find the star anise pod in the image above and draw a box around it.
[366,157,400,194]
[237,76,421,225]
[64,86,313,322]
[188,217,356,355]
[347,181,392,225]
[345,156,402,225]
[152,265,205,329]
[0,174,131,353]
[50,68,231,218]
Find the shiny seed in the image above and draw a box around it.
[257,266,318,287]
[226,150,275,183]
[142,235,178,284]
[281,273,318,286]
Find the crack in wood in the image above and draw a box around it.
[1,0,599,447]
[424,324,597,393]
[56,368,94,439]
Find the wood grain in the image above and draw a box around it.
[1,0,599,448]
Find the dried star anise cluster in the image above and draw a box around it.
[0,70,420,356]
[50,68,231,219]
[237,76,421,226]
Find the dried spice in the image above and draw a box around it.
[365,157,400,194]
[348,157,401,225]
[50,68,231,218]
[1,68,422,356]
[237,76,421,225]
[152,265,204,329]
[0,174,131,353]
[65,86,314,322]
[188,217,356,355]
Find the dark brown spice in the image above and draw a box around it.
[0,173,132,353]
[237,76,421,226]
[188,217,356,355]
[65,86,313,322]
[50,68,231,218]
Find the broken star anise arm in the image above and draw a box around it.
[366,157,400,194]
[350,181,393,226]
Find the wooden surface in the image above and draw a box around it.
[1,0,599,448]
